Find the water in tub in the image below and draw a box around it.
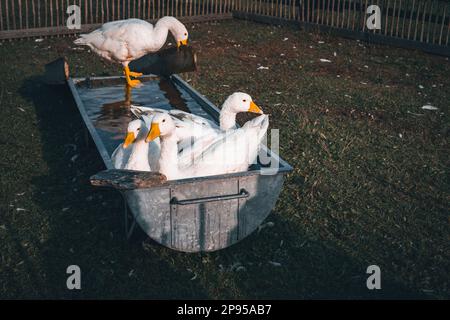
[77,77,214,157]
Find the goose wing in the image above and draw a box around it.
[130,105,220,149]
[111,142,131,169]
[180,115,269,178]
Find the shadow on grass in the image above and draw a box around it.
[18,76,208,298]
[15,75,426,299]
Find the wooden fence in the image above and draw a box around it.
[233,0,450,55]
[1,0,449,55]
[0,0,235,39]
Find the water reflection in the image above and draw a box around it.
[158,78,190,113]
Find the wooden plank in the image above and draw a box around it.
[101,0,105,23]
[301,0,305,22]
[90,169,167,190]
[90,0,94,23]
[49,0,53,27]
[106,0,110,21]
[84,0,87,24]
[37,0,40,28]
[337,0,341,28]
[413,0,420,41]
[5,0,10,30]
[18,0,23,29]
[420,0,428,42]
[362,0,367,32]
[431,0,440,44]
[307,0,310,23]
[373,0,380,34]
[112,0,115,20]
[427,0,435,43]
[95,0,99,21]
[0,0,3,31]
[55,0,59,27]
[395,0,402,37]
[447,10,450,46]
[11,0,16,30]
[152,0,155,20]
[346,0,351,29]
[390,0,396,36]
[384,0,389,35]
[292,0,296,20]
[407,0,415,40]
[331,0,336,26]
[401,0,407,38]
[0,13,234,40]
[312,0,316,22]
[32,0,36,28]
[352,0,356,30]
[327,0,331,25]
[439,3,447,45]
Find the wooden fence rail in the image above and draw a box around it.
[0,0,449,55]
[0,0,237,30]
[232,0,450,47]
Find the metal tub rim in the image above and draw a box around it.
[68,74,293,189]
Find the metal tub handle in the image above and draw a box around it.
[171,189,249,206]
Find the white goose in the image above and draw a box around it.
[218,92,263,130]
[131,105,220,156]
[74,17,189,87]
[145,113,269,180]
[132,92,262,131]
[111,116,160,171]
[131,92,263,158]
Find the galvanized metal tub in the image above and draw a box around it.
[68,75,293,252]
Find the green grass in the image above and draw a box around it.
[0,19,449,299]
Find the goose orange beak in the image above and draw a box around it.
[123,132,135,148]
[248,101,263,114]
[177,39,188,48]
[146,123,161,142]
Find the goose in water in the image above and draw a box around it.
[131,92,263,159]
[145,113,269,180]
[111,116,160,171]
[132,92,262,132]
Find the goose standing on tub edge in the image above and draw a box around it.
[74,17,189,87]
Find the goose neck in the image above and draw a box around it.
[152,21,170,51]
[124,138,150,171]
[158,133,179,180]
[219,109,237,131]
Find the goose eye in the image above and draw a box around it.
[184,33,187,36]
[243,99,247,102]
[137,128,140,131]
[162,119,166,123]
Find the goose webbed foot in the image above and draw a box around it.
[128,71,143,78]
[123,66,142,87]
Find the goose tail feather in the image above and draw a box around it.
[73,35,88,45]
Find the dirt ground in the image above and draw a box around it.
[0,19,449,299]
